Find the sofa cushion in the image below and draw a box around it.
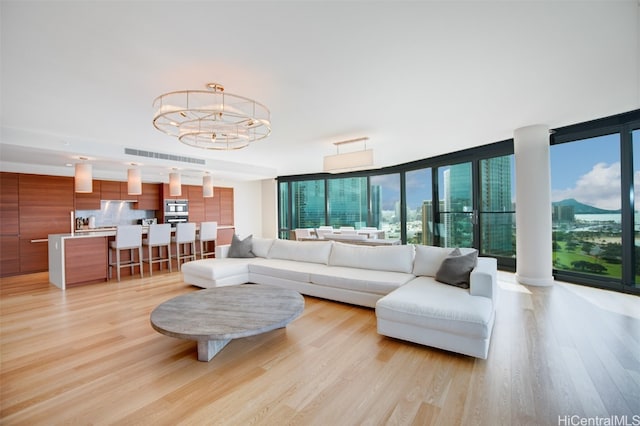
[181,258,254,281]
[310,266,414,295]
[376,277,494,339]
[267,239,333,264]
[251,237,274,258]
[328,242,415,273]
[228,234,256,258]
[412,245,453,277]
[435,248,478,289]
[249,259,328,282]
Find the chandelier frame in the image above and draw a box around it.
[153,83,271,150]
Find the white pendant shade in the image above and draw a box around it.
[127,169,142,195]
[203,175,214,198]
[74,163,93,193]
[169,172,181,196]
[323,149,374,173]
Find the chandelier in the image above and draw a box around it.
[152,83,271,150]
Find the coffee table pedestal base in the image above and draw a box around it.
[198,338,231,362]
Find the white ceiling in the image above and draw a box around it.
[1,1,639,185]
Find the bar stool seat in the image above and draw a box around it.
[198,221,218,259]
[109,225,143,281]
[172,222,196,271]
[142,223,172,276]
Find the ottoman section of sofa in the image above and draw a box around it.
[375,277,495,358]
[181,258,259,288]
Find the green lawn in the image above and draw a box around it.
[553,242,622,279]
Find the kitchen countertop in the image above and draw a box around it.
[53,224,236,239]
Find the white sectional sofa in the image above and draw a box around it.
[181,237,498,359]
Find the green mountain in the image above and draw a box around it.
[552,198,621,214]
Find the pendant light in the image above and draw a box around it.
[127,168,142,195]
[74,162,93,193]
[169,171,181,196]
[203,174,214,198]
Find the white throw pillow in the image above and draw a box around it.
[412,245,455,277]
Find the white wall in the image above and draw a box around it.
[224,178,278,239]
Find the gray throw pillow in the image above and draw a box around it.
[435,248,478,289]
[228,234,256,258]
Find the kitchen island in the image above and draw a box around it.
[48,226,235,290]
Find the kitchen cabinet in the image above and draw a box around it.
[218,187,234,226]
[204,192,220,223]
[1,172,19,235]
[0,173,20,276]
[100,181,137,201]
[135,183,161,210]
[188,185,205,224]
[203,187,233,225]
[217,227,234,246]
[100,180,120,200]
[19,174,74,273]
[64,237,108,287]
[75,180,102,210]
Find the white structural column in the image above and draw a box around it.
[514,124,554,286]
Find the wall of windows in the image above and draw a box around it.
[278,110,638,293]
[278,139,516,270]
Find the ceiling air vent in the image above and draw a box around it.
[124,148,206,165]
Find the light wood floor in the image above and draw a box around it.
[1,271,638,425]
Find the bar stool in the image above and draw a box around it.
[198,221,217,259]
[109,225,143,282]
[142,223,172,276]
[173,222,196,271]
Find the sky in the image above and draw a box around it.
[550,132,636,211]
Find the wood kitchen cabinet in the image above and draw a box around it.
[204,192,220,223]
[100,180,120,200]
[0,235,19,276]
[19,174,74,273]
[0,172,20,276]
[134,183,161,210]
[188,185,205,224]
[100,180,137,201]
[1,172,19,235]
[218,187,234,226]
[203,186,234,225]
[75,180,102,210]
[64,237,108,287]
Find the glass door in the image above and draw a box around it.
[434,155,516,268]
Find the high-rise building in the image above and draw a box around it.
[327,177,368,227]
[479,157,513,256]
[292,180,325,229]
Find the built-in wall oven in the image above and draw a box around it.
[164,200,189,224]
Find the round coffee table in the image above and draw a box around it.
[150,284,304,361]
